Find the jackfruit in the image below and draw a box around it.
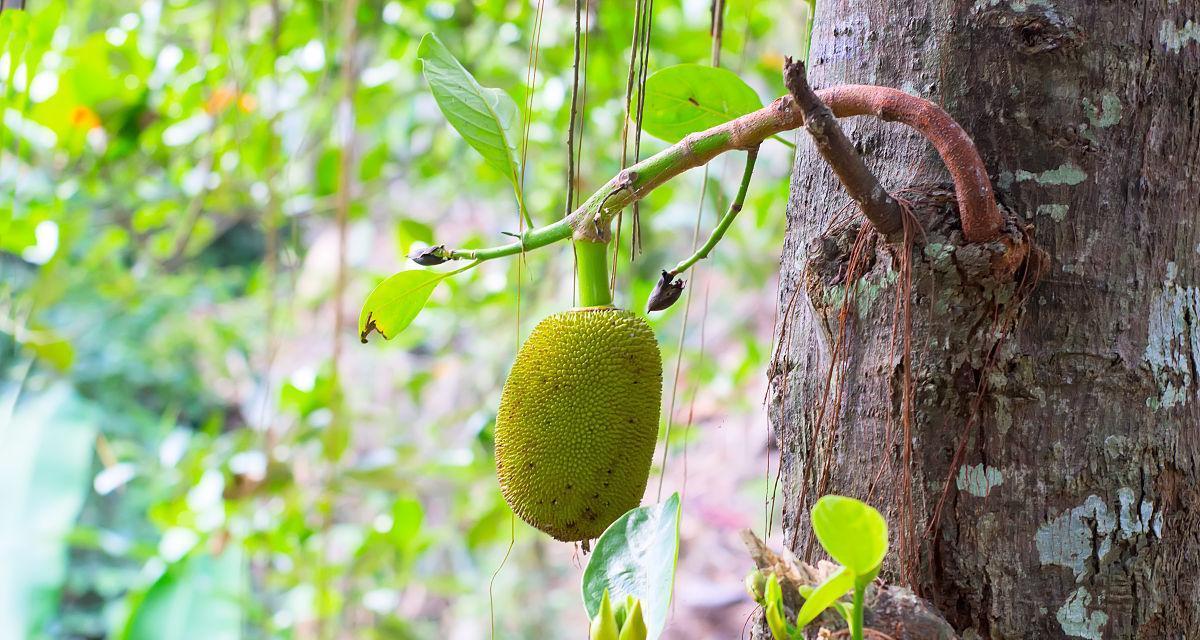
[495,306,663,542]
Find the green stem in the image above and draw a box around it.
[446,218,574,262]
[574,239,612,307]
[439,95,802,264]
[449,259,482,276]
[851,584,865,640]
[669,146,759,276]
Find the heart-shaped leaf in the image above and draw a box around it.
[582,493,681,640]
[417,33,528,224]
[358,270,446,342]
[639,64,763,143]
[810,495,889,578]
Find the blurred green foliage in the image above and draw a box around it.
[1,0,795,637]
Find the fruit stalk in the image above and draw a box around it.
[575,239,613,307]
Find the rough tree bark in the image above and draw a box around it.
[770,0,1200,638]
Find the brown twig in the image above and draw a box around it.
[564,0,583,217]
[784,57,906,238]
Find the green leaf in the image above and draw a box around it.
[19,327,75,371]
[765,599,792,640]
[582,493,681,640]
[798,585,853,625]
[810,495,889,577]
[639,64,763,143]
[392,496,424,544]
[793,565,853,629]
[396,220,434,255]
[763,574,791,640]
[360,143,389,182]
[316,147,342,197]
[121,546,245,640]
[416,33,528,225]
[0,384,100,639]
[765,573,783,608]
[358,270,446,342]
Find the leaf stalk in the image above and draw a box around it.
[668,145,759,277]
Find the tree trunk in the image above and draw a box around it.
[771,0,1200,638]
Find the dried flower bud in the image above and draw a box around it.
[409,245,449,266]
[646,270,685,312]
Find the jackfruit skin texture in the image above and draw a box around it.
[495,307,663,542]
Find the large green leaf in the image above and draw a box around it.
[810,495,889,578]
[0,384,100,639]
[582,494,681,640]
[639,64,763,143]
[358,270,447,342]
[121,546,245,640]
[416,33,528,224]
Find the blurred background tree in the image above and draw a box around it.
[1,1,803,637]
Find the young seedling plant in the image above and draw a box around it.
[749,496,888,640]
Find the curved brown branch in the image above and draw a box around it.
[585,81,1005,245]
[818,85,1003,243]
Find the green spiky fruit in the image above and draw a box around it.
[495,306,663,541]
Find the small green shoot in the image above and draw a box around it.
[747,495,888,640]
[590,590,620,640]
[589,590,648,640]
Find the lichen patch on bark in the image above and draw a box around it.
[1056,587,1108,640]
[1035,494,1115,581]
[955,464,1003,497]
[1012,162,1088,186]
[1143,271,1200,409]
[1158,19,1200,52]
[1116,487,1163,540]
